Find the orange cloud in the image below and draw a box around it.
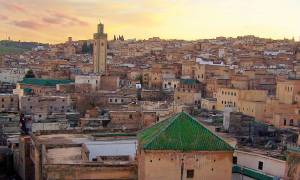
[0,15,8,20]
[0,0,27,13]
[12,20,42,30]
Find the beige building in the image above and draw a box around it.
[138,112,234,180]
[276,79,300,104]
[201,98,217,110]
[175,79,202,105]
[0,94,18,112]
[217,88,267,120]
[93,21,107,74]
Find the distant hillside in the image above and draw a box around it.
[0,40,46,55]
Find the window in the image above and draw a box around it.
[186,169,194,178]
[11,98,13,102]
[233,156,237,164]
[284,119,287,126]
[129,114,133,119]
[258,161,263,170]
[1,98,3,102]
[290,119,294,126]
[109,99,112,102]
[115,99,117,103]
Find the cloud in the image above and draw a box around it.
[42,17,63,25]
[0,0,27,13]
[12,20,42,30]
[0,15,8,20]
[43,11,88,26]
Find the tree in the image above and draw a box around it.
[25,69,35,78]
[89,44,93,54]
[82,42,88,54]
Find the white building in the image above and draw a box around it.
[75,75,101,91]
[232,150,286,180]
[0,68,28,83]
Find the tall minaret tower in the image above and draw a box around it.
[93,20,107,74]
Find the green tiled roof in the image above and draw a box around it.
[20,78,73,87]
[180,79,200,85]
[23,88,32,93]
[138,112,234,152]
[232,165,274,180]
[287,145,300,153]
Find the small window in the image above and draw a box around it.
[284,119,287,126]
[115,99,117,103]
[290,119,294,126]
[233,156,237,164]
[1,98,4,102]
[109,99,112,102]
[129,114,133,119]
[258,161,263,170]
[186,169,194,178]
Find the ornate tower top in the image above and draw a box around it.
[94,20,107,39]
[97,20,104,34]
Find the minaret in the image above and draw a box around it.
[93,20,107,74]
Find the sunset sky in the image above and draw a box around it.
[0,0,299,43]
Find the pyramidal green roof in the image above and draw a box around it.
[138,112,234,152]
[20,78,73,87]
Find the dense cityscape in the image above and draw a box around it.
[0,5,300,180]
